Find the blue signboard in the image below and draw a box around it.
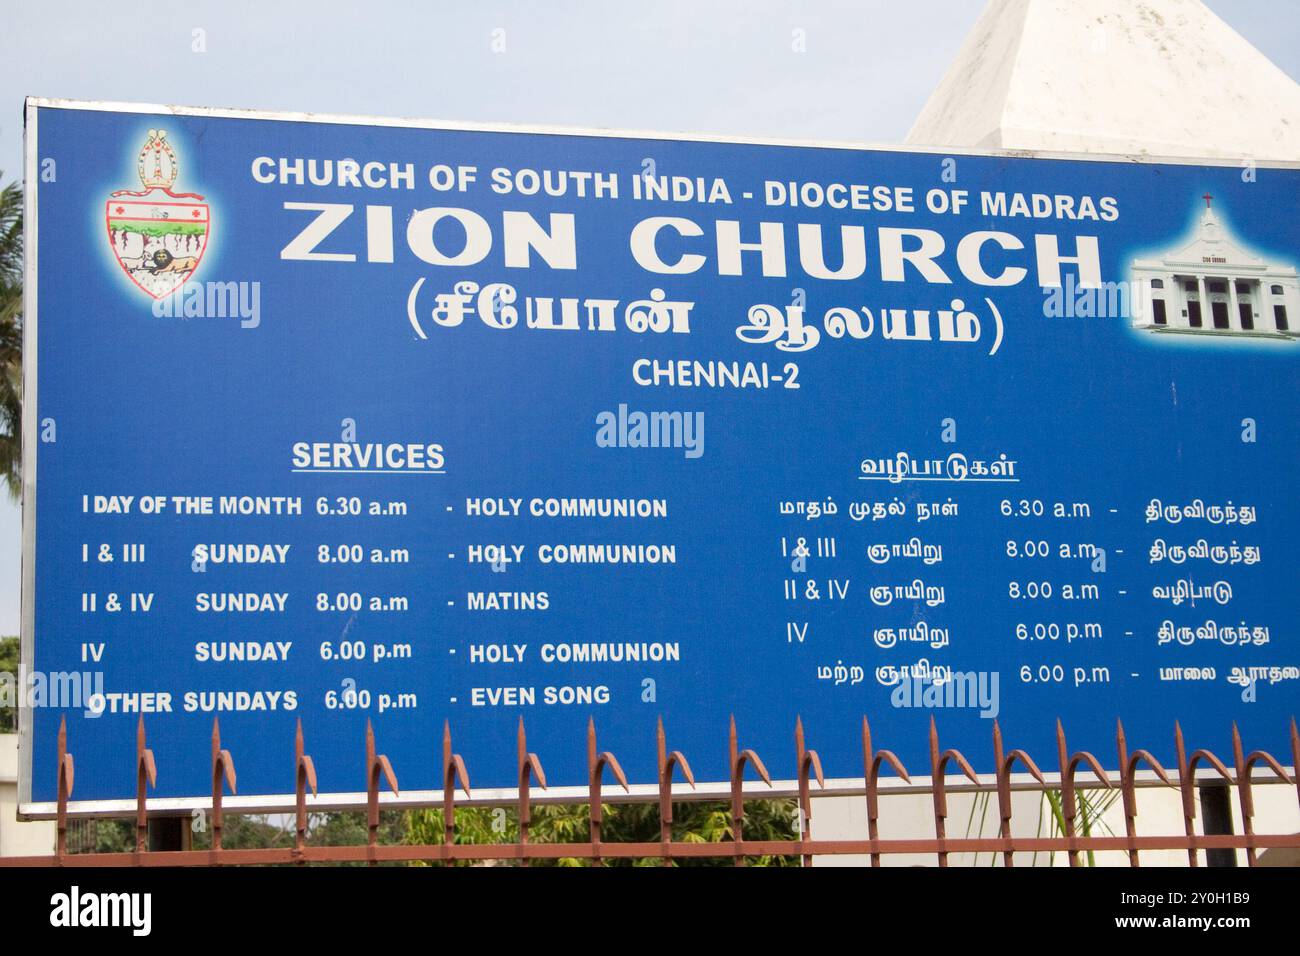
[20,99,1300,812]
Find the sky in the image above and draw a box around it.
[0,0,1297,634]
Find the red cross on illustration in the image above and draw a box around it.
[1203,193,1214,209]
[114,206,124,214]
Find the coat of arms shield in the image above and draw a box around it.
[105,129,209,299]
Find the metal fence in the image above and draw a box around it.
[3,713,1297,867]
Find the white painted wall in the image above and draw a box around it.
[0,735,54,857]
[812,785,1300,867]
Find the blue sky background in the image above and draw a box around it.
[0,0,1297,635]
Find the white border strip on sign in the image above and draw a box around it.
[18,98,39,811]
[17,97,1300,820]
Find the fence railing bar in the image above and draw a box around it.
[656,716,695,867]
[728,715,773,867]
[11,831,1300,869]
[364,720,398,866]
[1232,721,1294,867]
[17,714,1300,868]
[294,718,316,865]
[930,717,979,868]
[1175,720,1233,867]
[209,718,236,862]
[1116,717,1174,868]
[134,715,156,858]
[587,716,629,867]
[994,719,1045,869]
[862,715,910,868]
[1056,719,1112,868]
[516,717,546,867]
[55,715,72,861]
[795,716,824,867]
[442,719,470,865]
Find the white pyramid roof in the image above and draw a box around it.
[907,0,1300,160]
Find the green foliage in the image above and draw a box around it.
[186,809,410,865]
[0,177,21,499]
[407,798,800,867]
[962,788,999,867]
[0,635,17,731]
[295,810,410,855]
[191,813,287,851]
[1038,788,1121,867]
[960,785,1124,868]
[69,810,412,865]
[62,800,799,866]
[77,818,135,854]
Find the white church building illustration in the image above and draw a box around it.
[1131,196,1300,339]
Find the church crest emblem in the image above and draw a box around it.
[105,129,210,299]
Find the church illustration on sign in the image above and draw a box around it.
[1131,196,1300,340]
